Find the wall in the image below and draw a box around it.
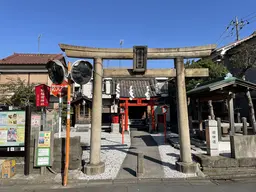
[0,73,50,85]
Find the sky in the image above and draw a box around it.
[0,0,256,68]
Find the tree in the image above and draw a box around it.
[229,43,256,78]
[0,78,35,107]
[185,59,229,90]
[229,43,256,134]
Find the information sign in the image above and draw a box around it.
[0,111,25,147]
[35,131,53,167]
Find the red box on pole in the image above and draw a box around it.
[35,84,50,107]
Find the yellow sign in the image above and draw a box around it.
[38,131,51,148]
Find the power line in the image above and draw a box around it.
[214,29,234,50]
[241,11,256,20]
[215,21,234,44]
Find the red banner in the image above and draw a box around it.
[35,84,50,107]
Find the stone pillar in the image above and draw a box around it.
[84,57,105,175]
[208,100,215,120]
[228,93,235,135]
[197,100,203,132]
[205,120,219,156]
[174,57,197,174]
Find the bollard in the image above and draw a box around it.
[237,112,241,123]
[136,152,144,177]
[242,117,248,135]
[216,117,222,141]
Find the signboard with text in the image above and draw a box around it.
[35,131,53,167]
[51,80,68,97]
[35,84,50,107]
[0,111,26,147]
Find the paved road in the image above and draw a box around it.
[117,130,165,179]
[1,179,256,192]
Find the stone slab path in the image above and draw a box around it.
[116,130,165,179]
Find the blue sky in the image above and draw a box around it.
[0,0,256,68]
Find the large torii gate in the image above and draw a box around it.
[59,44,216,175]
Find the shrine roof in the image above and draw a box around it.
[187,77,256,99]
[112,78,158,98]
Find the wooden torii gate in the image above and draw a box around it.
[59,44,216,175]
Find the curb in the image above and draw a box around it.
[0,176,212,187]
[1,175,256,188]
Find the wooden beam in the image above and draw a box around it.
[59,44,216,59]
[103,68,209,78]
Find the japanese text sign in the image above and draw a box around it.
[35,84,50,107]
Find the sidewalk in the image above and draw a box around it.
[117,130,165,179]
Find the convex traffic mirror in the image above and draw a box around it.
[71,60,93,85]
[46,60,68,85]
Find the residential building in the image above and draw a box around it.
[211,31,256,83]
[0,53,67,107]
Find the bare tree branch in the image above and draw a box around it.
[229,43,256,78]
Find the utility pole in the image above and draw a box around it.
[38,34,42,53]
[230,16,250,41]
[235,16,240,41]
[119,40,124,68]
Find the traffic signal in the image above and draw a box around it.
[46,60,67,85]
[71,60,93,85]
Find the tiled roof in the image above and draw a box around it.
[113,78,158,98]
[0,53,64,65]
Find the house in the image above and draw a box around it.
[0,53,67,107]
[211,31,256,83]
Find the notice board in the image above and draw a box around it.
[0,111,26,147]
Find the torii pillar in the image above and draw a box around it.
[59,43,216,175]
[175,57,197,173]
[83,57,105,175]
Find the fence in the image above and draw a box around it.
[31,108,59,137]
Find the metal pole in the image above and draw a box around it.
[122,114,124,144]
[41,107,44,131]
[58,96,62,138]
[24,105,31,176]
[40,107,46,175]
[63,62,71,186]
[164,113,167,143]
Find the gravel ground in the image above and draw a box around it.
[151,132,205,178]
[55,131,131,181]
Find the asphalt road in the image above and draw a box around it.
[1,179,256,192]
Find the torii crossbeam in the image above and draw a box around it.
[59,43,216,175]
